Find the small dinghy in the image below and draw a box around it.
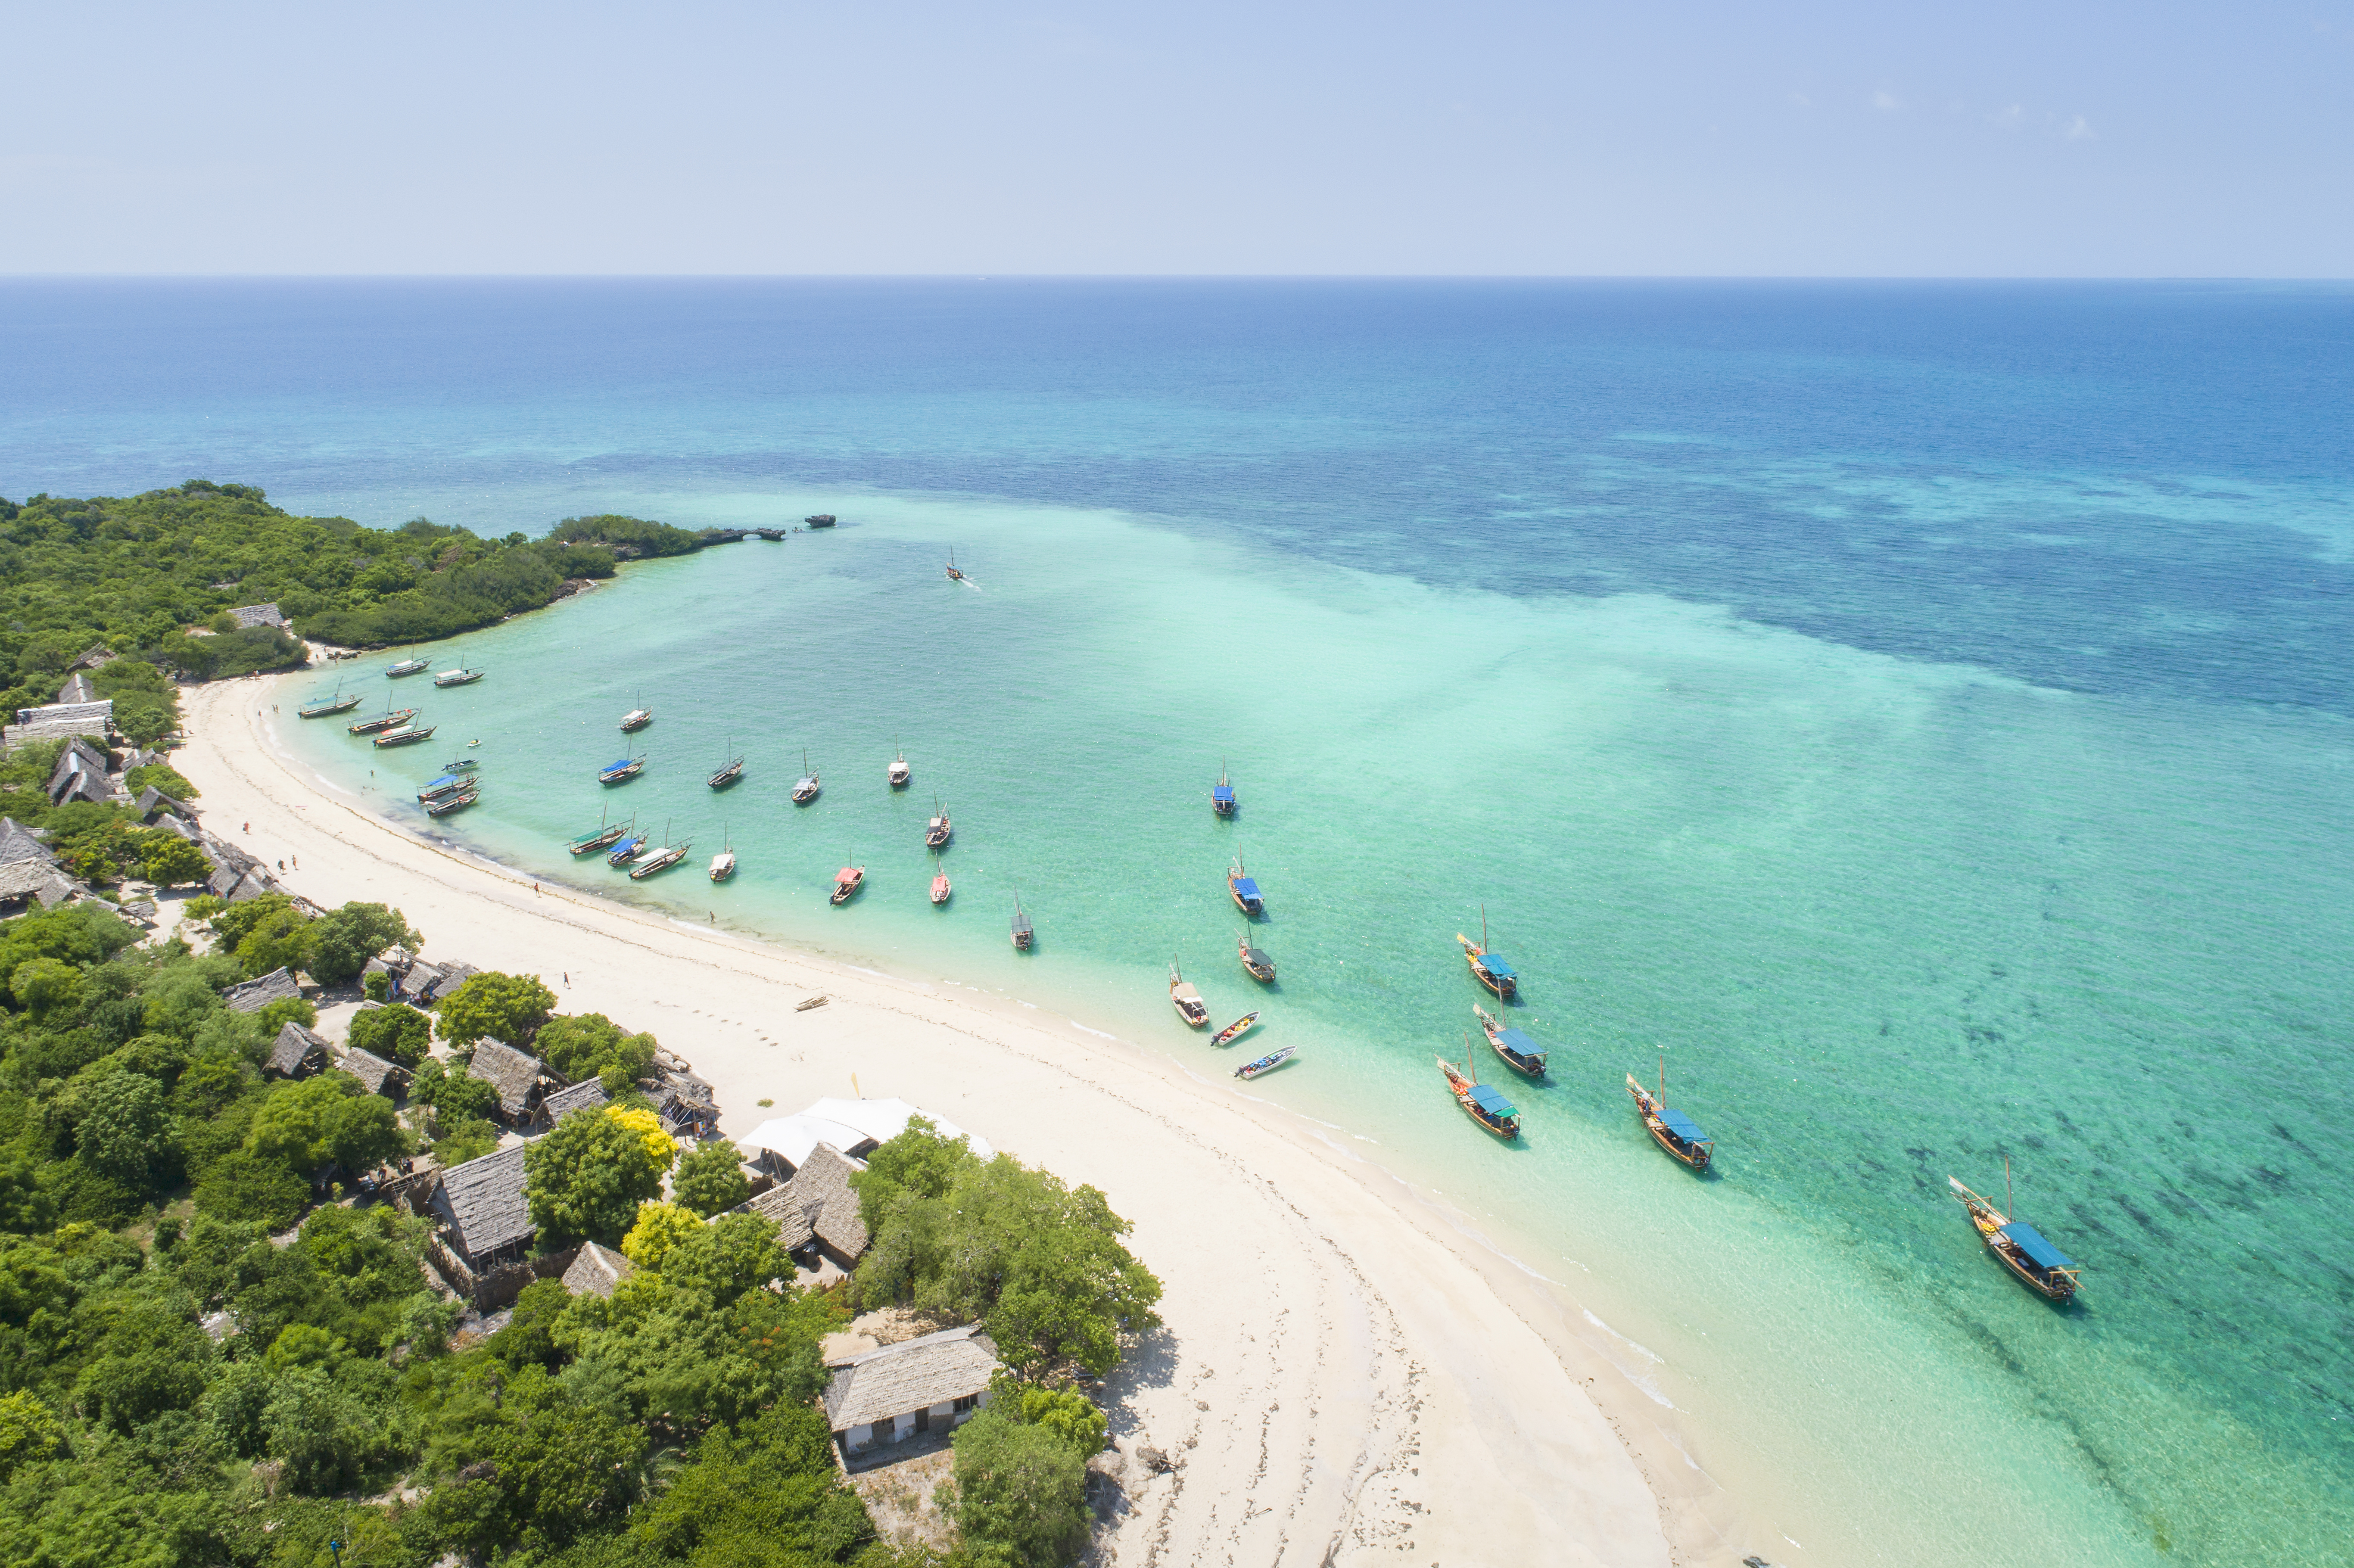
[1234,1045,1296,1080]
[796,994,828,1011]
[1238,933,1275,983]
[1169,959,1209,1027]
[386,657,430,678]
[433,667,485,687]
[1209,1011,1261,1048]
[831,863,865,904]
[599,755,644,785]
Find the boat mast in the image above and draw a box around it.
[2005,1154,2012,1222]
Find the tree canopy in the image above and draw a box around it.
[436,970,557,1048]
[524,1106,671,1247]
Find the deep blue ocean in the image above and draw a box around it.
[4,280,2350,1566]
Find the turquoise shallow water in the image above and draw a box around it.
[9,281,2352,1566]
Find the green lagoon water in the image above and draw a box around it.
[11,280,2351,1566]
[275,491,2350,1568]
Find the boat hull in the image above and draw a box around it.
[373,726,436,748]
[570,830,624,855]
[929,877,951,904]
[831,874,863,905]
[299,697,361,718]
[425,790,477,816]
[434,672,483,687]
[1463,951,1516,999]
[1209,1012,1261,1048]
[710,858,736,881]
[600,765,642,785]
[1228,884,1262,916]
[630,847,690,879]
[348,711,417,734]
[1642,1119,1710,1169]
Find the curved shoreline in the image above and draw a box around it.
[186,673,1752,1565]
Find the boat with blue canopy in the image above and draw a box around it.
[608,831,648,867]
[1440,1048,1519,1139]
[1950,1171,2082,1301]
[599,755,644,785]
[1626,1062,1711,1170]
[1211,761,1236,818]
[1473,1003,1547,1077]
[1227,857,1264,917]
[1457,905,1518,999]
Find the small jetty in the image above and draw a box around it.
[1170,959,1210,1027]
[299,684,361,718]
[805,513,838,528]
[1210,1011,1261,1048]
[1238,933,1276,983]
[1010,895,1033,951]
[1626,1062,1711,1170]
[792,750,821,805]
[348,707,417,736]
[1950,1168,2081,1301]
[1234,1045,1295,1080]
[1441,1051,1520,1139]
[433,667,485,688]
[1211,760,1236,818]
[1227,857,1264,917]
[925,796,953,849]
[424,785,478,816]
[372,722,436,749]
[386,657,430,678]
[1457,906,1518,1000]
[1473,1002,1548,1078]
[709,737,745,790]
[831,863,865,904]
[599,755,645,786]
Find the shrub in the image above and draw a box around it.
[620,1201,704,1271]
[346,1002,432,1066]
[305,902,422,987]
[524,1107,667,1247]
[670,1139,750,1218]
[140,834,211,887]
[951,1406,1090,1568]
[437,971,556,1048]
[255,995,318,1036]
[193,1150,308,1230]
[532,1013,657,1092]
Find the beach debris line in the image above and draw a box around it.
[1169,958,1209,1027]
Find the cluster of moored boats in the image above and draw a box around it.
[301,660,495,808]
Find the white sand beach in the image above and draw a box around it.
[180,676,1718,1567]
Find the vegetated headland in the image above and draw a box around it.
[0,477,1694,1567]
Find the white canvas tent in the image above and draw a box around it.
[737,1097,992,1176]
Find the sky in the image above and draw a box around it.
[3,0,2349,276]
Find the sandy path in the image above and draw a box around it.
[184,677,1681,1567]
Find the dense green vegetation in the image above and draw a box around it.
[0,738,210,888]
[0,884,1150,1565]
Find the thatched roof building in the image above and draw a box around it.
[538,1079,609,1126]
[228,603,285,629]
[224,968,302,1014]
[337,1044,408,1097]
[265,1020,332,1077]
[823,1325,1001,1456]
[560,1240,635,1299]
[428,1144,534,1271]
[0,819,55,867]
[737,1144,870,1269]
[464,1039,546,1124]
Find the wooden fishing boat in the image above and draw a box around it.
[299,684,361,718]
[930,867,952,904]
[792,750,820,805]
[630,839,692,879]
[1010,895,1033,950]
[1457,905,1518,1000]
[424,786,478,816]
[831,863,865,905]
[1227,857,1264,917]
[888,747,911,789]
[1440,1051,1519,1139]
[442,757,480,775]
[1626,1062,1711,1170]
[710,828,736,882]
[417,773,470,802]
[386,657,430,677]
[1950,1168,2081,1301]
[607,830,648,867]
[925,796,952,849]
[709,737,745,790]
[1234,1045,1296,1080]
[945,549,965,582]
[1237,934,1276,983]
[1473,1002,1548,1078]
[1209,1011,1261,1048]
[1169,960,1209,1027]
[805,513,837,528]
[620,694,653,731]
[348,707,417,735]
[1211,761,1236,818]
[568,812,625,855]
[372,723,437,748]
[433,667,485,687]
[598,755,644,785]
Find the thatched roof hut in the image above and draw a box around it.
[538,1079,610,1126]
[738,1144,870,1267]
[823,1325,1001,1454]
[464,1039,546,1123]
[336,1044,408,1097]
[224,968,302,1014]
[560,1240,635,1299]
[265,1020,332,1077]
[429,1144,534,1271]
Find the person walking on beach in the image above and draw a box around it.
[243,821,250,834]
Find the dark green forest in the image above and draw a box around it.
[0,482,746,726]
